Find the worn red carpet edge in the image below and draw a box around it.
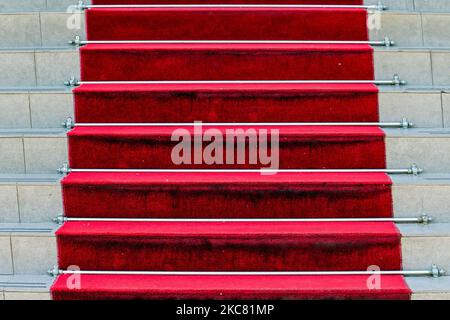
[51,275,411,300]
[92,0,364,4]
[80,44,374,81]
[62,172,393,218]
[57,221,402,271]
[86,8,368,41]
[74,83,379,123]
[67,126,386,169]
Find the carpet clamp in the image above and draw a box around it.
[57,163,71,175]
[64,76,79,87]
[62,117,74,130]
[432,264,446,278]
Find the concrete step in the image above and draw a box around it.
[0,48,447,88]
[0,223,56,276]
[392,174,450,223]
[3,128,450,174]
[1,220,450,300]
[374,48,450,86]
[0,274,52,300]
[407,276,450,299]
[371,11,450,47]
[385,128,450,173]
[379,86,450,128]
[0,10,449,48]
[400,223,450,271]
[0,49,78,87]
[0,129,66,174]
[1,0,450,13]
[1,173,450,224]
[0,88,72,129]
[0,86,448,130]
[0,0,77,12]
[0,174,61,223]
[365,0,450,12]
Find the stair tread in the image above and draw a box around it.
[51,274,411,299]
[74,82,379,92]
[82,43,373,51]
[68,126,385,137]
[62,172,392,185]
[57,221,400,237]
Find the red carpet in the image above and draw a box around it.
[53,0,412,300]
[61,172,393,219]
[68,126,386,169]
[74,83,379,123]
[86,8,368,41]
[52,275,410,300]
[80,44,374,81]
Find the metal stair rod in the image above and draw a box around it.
[48,265,446,278]
[64,118,414,129]
[64,75,406,86]
[69,36,395,47]
[79,4,387,10]
[57,164,423,175]
[54,214,432,225]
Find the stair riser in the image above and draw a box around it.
[3,134,450,173]
[3,0,450,13]
[1,90,448,129]
[0,234,56,275]
[86,9,368,41]
[73,86,379,123]
[67,131,386,169]
[0,50,447,87]
[61,176,394,219]
[0,180,62,223]
[2,11,450,48]
[57,234,402,271]
[80,47,374,81]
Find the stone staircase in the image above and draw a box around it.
[0,0,450,299]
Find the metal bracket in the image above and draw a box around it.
[392,74,406,86]
[68,35,82,46]
[408,164,423,175]
[57,163,71,175]
[77,0,86,11]
[64,76,80,87]
[431,264,446,278]
[401,117,414,129]
[418,214,432,225]
[384,36,395,47]
[53,215,67,225]
[48,266,62,277]
[62,117,75,130]
[377,1,387,10]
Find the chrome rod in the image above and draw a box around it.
[69,38,394,47]
[69,121,413,128]
[65,77,406,86]
[49,265,445,278]
[55,215,432,224]
[57,165,422,175]
[81,5,387,10]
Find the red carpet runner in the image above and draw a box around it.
[52,0,412,299]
